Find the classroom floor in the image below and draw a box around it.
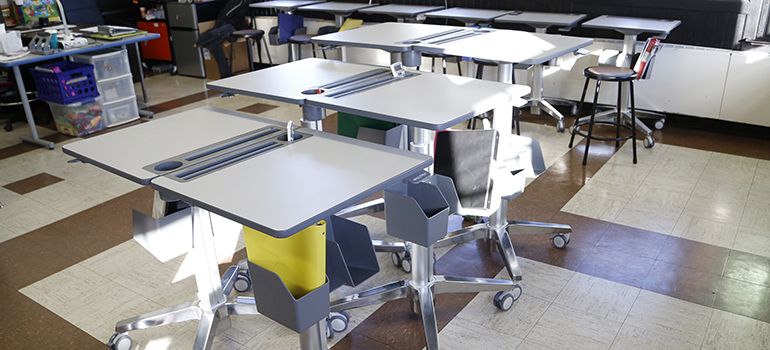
[1,71,769,350]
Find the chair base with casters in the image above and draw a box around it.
[229,29,272,74]
[569,66,638,166]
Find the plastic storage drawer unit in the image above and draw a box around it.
[47,96,105,137]
[102,96,139,127]
[97,75,136,103]
[72,49,132,81]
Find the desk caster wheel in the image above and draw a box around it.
[220,92,236,98]
[552,234,570,249]
[401,256,412,273]
[328,311,350,334]
[107,332,133,350]
[557,119,566,133]
[4,124,11,132]
[644,135,655,148]
[392,251,413,273]
[493,285,521,311]
[655,119,665,130]
[234,272,251,292]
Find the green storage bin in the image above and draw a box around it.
[337,112,396,138]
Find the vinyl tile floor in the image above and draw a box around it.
[1,71,769,350]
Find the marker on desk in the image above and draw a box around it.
[286,120,294,142]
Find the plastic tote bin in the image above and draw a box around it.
[102,96,139,127]
[97,75,136,103]
[30,61,100,104]
[72,49,132,80]
[384,176,450,247]
[325,215,380,291]
[47,96,105,137]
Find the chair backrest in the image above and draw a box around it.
[434,130,499,211]
[633,37,662,80]
[60,0,105,25]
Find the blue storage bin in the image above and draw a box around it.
[31,61,100,104]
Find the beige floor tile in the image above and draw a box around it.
[641,172,699,195]
[561,192,627,222]
[514,257,575,302]
[0,161,41,186]
[240,323,300,349]
[607,141,666,170]
[699,165,757,186]
[705,152,758,173]
[24,180,115,215]
[138,75,212,106]
[111,257,188,301]
[703,309,770,350]
[0,224,18,244]
[0,196,69,235]
[732,226,770,258]
[437,317,523,350]
[682,195,745,226]
[613,202,681,235]
[517,340,557,350]
[671,214,739,248]
[525,303,622,350]
[591,163,651,187]
[553,273,640,322]
[758,159,770,172]
[752,171,770,198]
[0,185,22,204]
[82,296,169,342]
[220,314,277,346]
[83,171,143,197]
[649,157,707,181]
[80,240,160,280]
[624,290,712,345]
[741,194,770,231]
[660,146,712,163]
[627,186,691,212]
[609,324,700,350]
[577,178,640,202]
[456,291,551,338]
[42,159,107,183]
[692,179,751,205]
[6,146,74,173]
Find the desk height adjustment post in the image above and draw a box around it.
[301,105,325,131]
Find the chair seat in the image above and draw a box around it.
[584,66,637,81]
[287,34,314,43]
[231,29,265,39]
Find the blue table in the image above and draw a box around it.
[0,32,160,149]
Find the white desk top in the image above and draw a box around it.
[250,0,325,12]
[207,59,374,105]
[312,22,453,52]
[64,106,432,238]
[424,7,511,23]
[62,108,275,185]
[582,15,681,36]
[495,12,587,28]
[208,58,529,130]
[358,4,444,19]
[298,2,379,15]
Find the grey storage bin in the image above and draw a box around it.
[384,176,450,247]
[326,215,379,291]
[248,262,330,333]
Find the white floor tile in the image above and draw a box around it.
[515,257,575,302]
[703,309,770,350]
[623,290,712,345]
[525,303,622,350]
[438,316,523,350]
[554,273,640,322]
[609,323,701,350]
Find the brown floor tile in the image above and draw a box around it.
[435,239,505,278]
[642,260,721,307]
[0,281,43,328]
[2,173,64,195]
[657,236,730,276]
[654,124,770,161]
[577,246,655,288]
[714,277,770,323]
[332,331,402,350]
[0,132,72,162]
[596,224,668,260]
[22,186,154,267]
[723,250,770,288]
[548,211,610,246]
[517,234,592,271]
[350,298,434,350]
[237,103,279,115]
[0,236,76,290]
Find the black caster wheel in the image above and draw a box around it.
[107,332,133,350]
[3,124,11,132]
[234,272,251,292]
[552,234,570,249]
[644,135,655,148]
[557,119,566,133]
[328,311,350,333]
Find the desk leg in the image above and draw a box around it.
[494,62,514,145]
[13,66,54,149]
[129,43,149,104]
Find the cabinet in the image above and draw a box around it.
[137,21,172,61]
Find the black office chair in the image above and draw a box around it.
[466,58,522,135]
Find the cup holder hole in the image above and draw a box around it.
[154,161,183,171]
[278,134,303,141]
[401,40,421,44]
[301,89,324,95]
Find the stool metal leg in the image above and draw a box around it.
[261,36,272,65]
[583,80,602,166]
[245,38,254,72]
[569,77,590,149]
[616,82,622,148]
[630,81,638,164]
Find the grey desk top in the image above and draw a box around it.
[495,12,587,29]
[313,22,453,51]
[208,58,530,130]
[424,7,511,24]
[582,15,681,36]
[249,0,325,12]
[298,2,379,15]
[64,106,432,238]
[206,58,374,105]
[358,4,444,19]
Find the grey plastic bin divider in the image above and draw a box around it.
[326,215,380,291]
[384,177,450,247]
[247,262,330,333]
[427,174,461,215]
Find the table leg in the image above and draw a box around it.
[13,66,54,149]
[494,62,514,145]
[130,43,149,104]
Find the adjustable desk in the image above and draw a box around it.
[313,22,593,131]
[249,0,325,14]
[495,12,587,120]
[357,4,444,23]
[0,32,160,149]
[581,15,681,146]
[424,7,511,26]
[63,106,432,350]
[298,2,379,27]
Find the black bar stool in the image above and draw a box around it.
[420,52,462,75]
[569,65,637,165]
[288,26,338,61]
[230,29,272,73]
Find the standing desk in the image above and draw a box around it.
[249,0,326,14]
[297,2,379,27]
[0,33,160,149]
[357,4,445,23]
[581,15,681,146]
[313,22,593,131]
[424,7,511,26]
[63,106,432,350]
[495,12,587,120]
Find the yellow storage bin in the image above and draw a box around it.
[244,221,326,298]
